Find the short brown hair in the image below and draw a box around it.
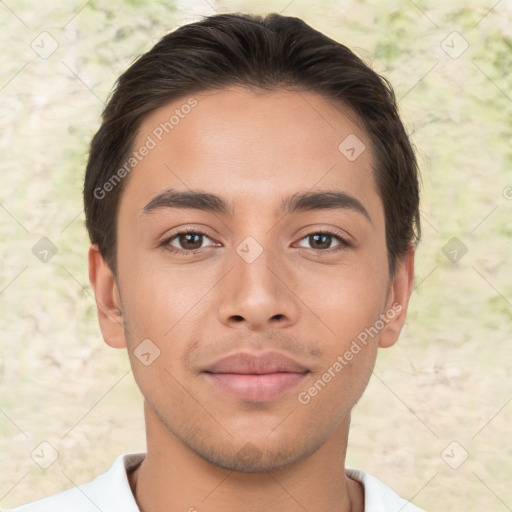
[84,12,420,276]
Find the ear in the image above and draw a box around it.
[378,246,415,349]
[88,244,127,349]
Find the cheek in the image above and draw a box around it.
[118,260,220,392]
[119,254,212,334]
[295,259,389,339]
[293,340,378,446]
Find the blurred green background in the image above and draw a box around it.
[0,1,511,511]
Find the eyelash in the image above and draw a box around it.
[161,228,352,256]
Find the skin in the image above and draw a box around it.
[89,87,415,512]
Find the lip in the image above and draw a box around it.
[202,351,309,374]
[201,352,310,402]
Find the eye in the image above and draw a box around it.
[161,228,351,256]
[296,230,351,252]
[163,229,217,254]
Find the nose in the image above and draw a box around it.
[216,240,300,332]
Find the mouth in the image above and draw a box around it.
[201,351,310,402]
[203,371,309,401]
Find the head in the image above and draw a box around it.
[86,13,420,472]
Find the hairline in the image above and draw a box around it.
[109,84,390,271]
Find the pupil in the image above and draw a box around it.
[181,233,201,249]
[311,234,330,249]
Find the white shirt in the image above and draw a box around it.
[7,452,426,512]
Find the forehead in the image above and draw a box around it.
[120,87,380,221]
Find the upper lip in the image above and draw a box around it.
[202,352,309,375]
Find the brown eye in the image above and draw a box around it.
[167,232,211,252]
[308,234,334,250]
[180,233,202,249]
[297,232,348,251]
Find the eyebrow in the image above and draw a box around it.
[141,189,371,223]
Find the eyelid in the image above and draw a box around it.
[294,228,352,251]
[162,227,219,251]
[161,226,353,255]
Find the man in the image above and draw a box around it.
[9,12,424,512]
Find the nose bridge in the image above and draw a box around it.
[217,233,298,330]
[236,235,277,292]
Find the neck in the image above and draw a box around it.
[129,401,364,512]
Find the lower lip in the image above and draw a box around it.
[203,372,308,401]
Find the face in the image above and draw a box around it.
[91,87,413,473]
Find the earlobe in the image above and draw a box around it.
[88,244,127,349]
[378,247,415,349]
